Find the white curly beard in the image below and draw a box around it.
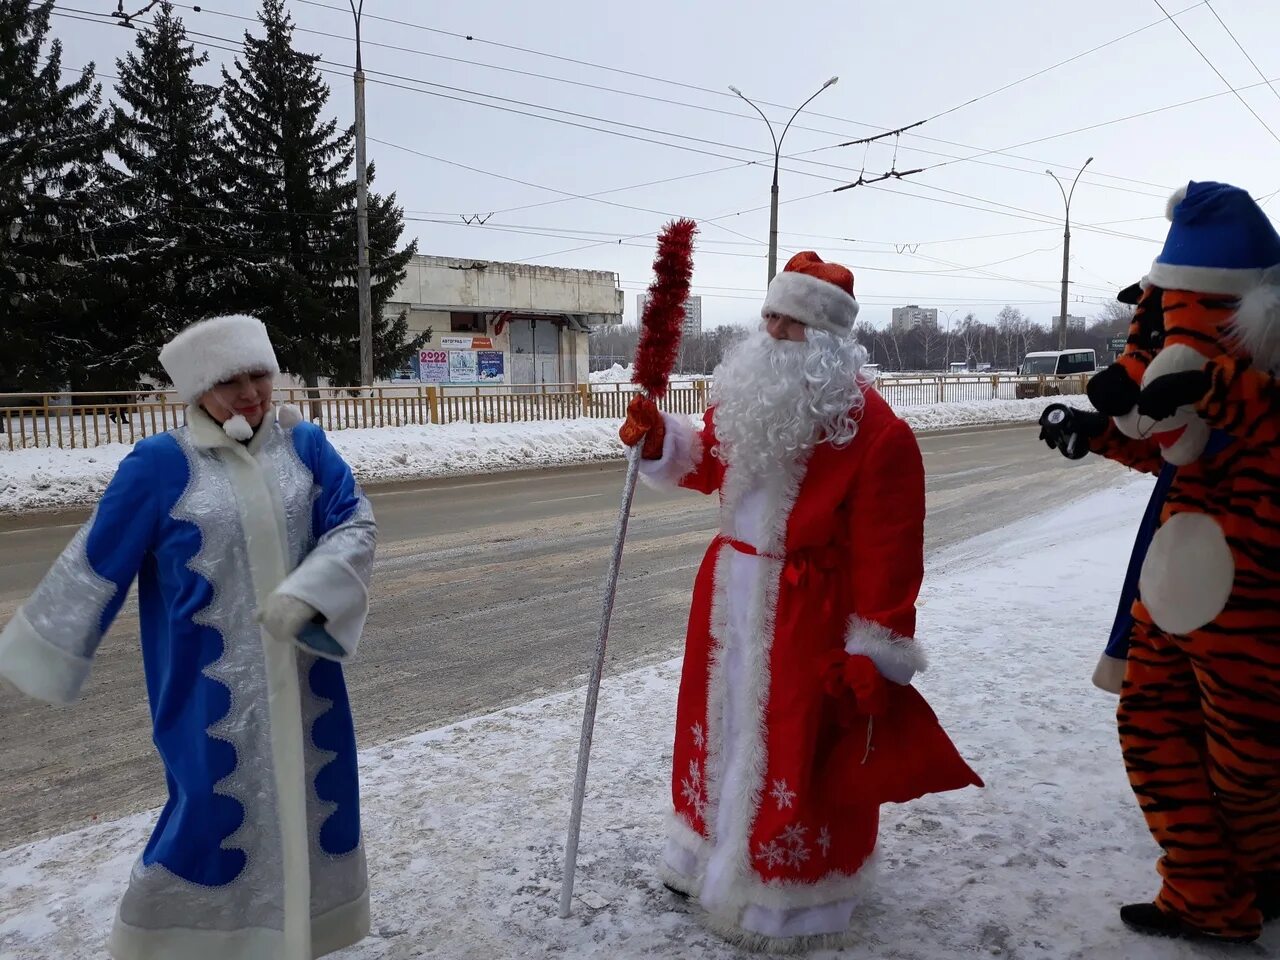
[710,326,869,481]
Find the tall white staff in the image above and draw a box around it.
[559,218,698,917]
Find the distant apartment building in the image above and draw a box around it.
[891,305,939,333]
[637,293,702,337]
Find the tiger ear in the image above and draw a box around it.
[1228,270,1280,373]
[1117,281,1143,305]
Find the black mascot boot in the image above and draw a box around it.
[1119,903,1258,944]
[1253,872,1280,923]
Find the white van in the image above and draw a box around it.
[1015,349,1097,398]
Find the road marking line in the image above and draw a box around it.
[0,521,82,538]
[528,494,605,505]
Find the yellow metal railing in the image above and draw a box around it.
[0,375,1085,450]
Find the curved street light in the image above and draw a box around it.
[1047,157,1093,350]
[730,77,839,282]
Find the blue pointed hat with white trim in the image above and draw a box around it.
[1147,180,1280,296]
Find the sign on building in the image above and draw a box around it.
[419,349,448,382]
[439,335,495,351]
[448,350,478,382]
[477,351,505,383]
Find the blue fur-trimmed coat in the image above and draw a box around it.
[0,406,376,960]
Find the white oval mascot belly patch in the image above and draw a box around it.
[1139,512,1235,635]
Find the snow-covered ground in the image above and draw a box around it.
[5,478,1275,959]
[0,396,1091,515]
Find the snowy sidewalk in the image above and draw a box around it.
[0,395,1090,514]
[5,476,1274,959]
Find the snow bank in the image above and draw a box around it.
[895,393,1093,432]
[6,478,1273,958]
[0,396,1096,515]
[0,419,626,515]
[589,364,711,384]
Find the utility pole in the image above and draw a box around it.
[350,1,373,389]
[730,77,838,283]
[1047,157,1093,351]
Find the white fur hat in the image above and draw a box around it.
[159,314,281,403]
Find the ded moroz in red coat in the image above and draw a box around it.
[639,385,982,950]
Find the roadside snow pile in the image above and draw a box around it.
[895,394,1093,432]
[0,420,626,515]
[589,365,711,384]
[0,395,1096,515]
[8,478,1268,959]
[590,363,634,383]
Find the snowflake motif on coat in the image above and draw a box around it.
[679,759,708,824]
[755,822,819,872]
[770,778,797,810]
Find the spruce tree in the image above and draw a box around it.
[221,0,420,388]
[89,1,232,391]
[0,0,110,393]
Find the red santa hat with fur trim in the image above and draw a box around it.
[761,251,859,336]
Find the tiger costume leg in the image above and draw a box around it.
[1118,614,1262,941]
[1119,604,1280,942]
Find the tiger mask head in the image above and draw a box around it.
[1087,181,1280,466]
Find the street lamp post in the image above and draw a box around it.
[350,1,373,389]
[940,308,959,370]
[1046,157,1093,351]
[730,77,838,282]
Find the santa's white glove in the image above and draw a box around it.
[257,593,318,644]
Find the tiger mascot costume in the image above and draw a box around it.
[1037,180,1280,944]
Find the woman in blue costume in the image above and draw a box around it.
[0,315,377,960]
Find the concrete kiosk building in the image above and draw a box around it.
[384,255,624,386]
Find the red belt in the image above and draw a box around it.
[719,536,845,589]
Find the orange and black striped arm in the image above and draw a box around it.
[1089,421,1164,476]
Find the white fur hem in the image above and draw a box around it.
[761,270,859,335]
[700,910,859,955]
[108,887,369,959]
[1146,260,1268,297]
[0,607,92,704]
[636,412,699,488]
[671,808,881,912]
[1092,653,1126,695]
[844,615,926,685]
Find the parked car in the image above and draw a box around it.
[1014,349,1097,399]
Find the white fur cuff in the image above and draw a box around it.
[273,554,368,659]
[761,270,859,335]
[0,607,92,704]
[637,412,700,488]
[844,616,926,685]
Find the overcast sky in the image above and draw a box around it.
[48,0,1280,330]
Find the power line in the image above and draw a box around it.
[174,0,1178,202]
[1202,0,1280,109]
[54,3,1264,226]
[279,0,1193,192]
[1151,0,1280,148]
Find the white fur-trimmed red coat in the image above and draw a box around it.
[641,387,981,941]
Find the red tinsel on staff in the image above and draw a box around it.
[632,218,698,399]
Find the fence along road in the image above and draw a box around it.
[0,373,1090,450]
